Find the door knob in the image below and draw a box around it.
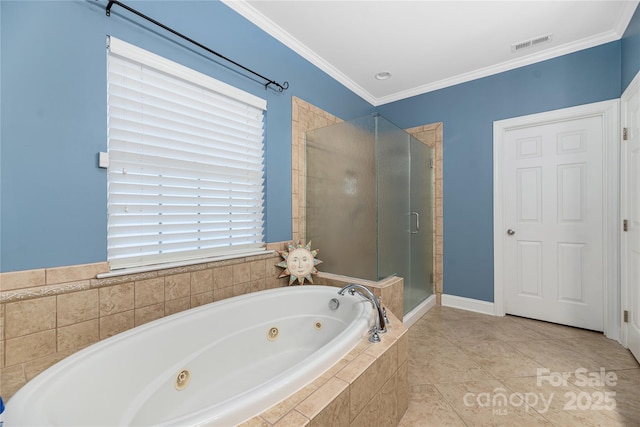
[507,229,516,236]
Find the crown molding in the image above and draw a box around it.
[222,0,638,107]
[220,0,377,105]
[374,29,623,106]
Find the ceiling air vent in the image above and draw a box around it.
[511,33,553,52]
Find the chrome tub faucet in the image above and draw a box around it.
[338,283,387,342]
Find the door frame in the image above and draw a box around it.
[493,100,620,340]
[621,71,640,350]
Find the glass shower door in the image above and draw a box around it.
[378,119,434,315]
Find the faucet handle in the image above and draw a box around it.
[368,326,381,343]
[378,296,390,326]
[382,307,390,327]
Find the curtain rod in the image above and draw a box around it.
[105,0,289,92]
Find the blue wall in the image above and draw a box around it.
[0,0,372,272]
[378,42,622,302]
[623,3,640,91]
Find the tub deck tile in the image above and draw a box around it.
[261,382,318,425]
[296,376,349,420]
[273,410,310,427]
[335,352,377,385]
[238,416,271,427]
[296,377,350,427]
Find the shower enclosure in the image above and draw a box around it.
[305,114,434,315]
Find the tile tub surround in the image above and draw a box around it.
[0,242,408,412]
[313,272,404,323]
[239,309,409,427]
[0,243,291,400]
[292,97,444,305]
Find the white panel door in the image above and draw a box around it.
[502,116,604,331]
[622,79,640,363]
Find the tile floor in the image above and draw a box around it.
[398,306,640,426]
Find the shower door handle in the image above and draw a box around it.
[410,212,420,234]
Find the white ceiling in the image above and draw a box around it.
[222,0,639,106]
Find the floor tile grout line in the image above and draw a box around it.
[402,307,640,426]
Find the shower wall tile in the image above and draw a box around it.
[291,137,300,172]
[436,216,444,248]
[435,178,443,198]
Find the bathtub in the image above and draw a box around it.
[5,285,373,426]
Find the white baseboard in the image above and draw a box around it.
[403,294,436,328]
[441,294,496,316]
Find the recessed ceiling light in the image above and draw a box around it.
[374,71,392,80]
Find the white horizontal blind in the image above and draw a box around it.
[107,37,266,270]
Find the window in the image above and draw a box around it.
[107,37,266,270]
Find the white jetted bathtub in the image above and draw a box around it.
[6,285,373,426]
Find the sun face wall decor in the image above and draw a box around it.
[276,241,322,285]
